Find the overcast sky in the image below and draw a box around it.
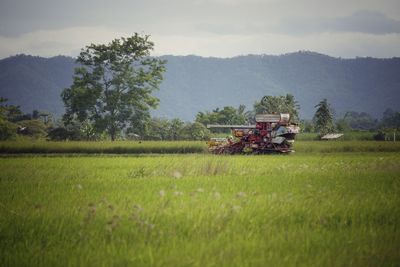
[0,0,400,58]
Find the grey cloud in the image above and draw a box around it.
[0,0,276,37]
[0,0,168,37]
[279,10,400,35]
[0,0,399,58]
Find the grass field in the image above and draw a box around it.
[1,140,400,154]
[1,148,399,266]
[0,140,206,154]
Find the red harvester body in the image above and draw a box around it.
[207,113,300,154]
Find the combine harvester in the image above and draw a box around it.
[207,113,300,154]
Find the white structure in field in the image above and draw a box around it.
[321,133,344,140]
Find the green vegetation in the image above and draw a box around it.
[2,92,400,142]
[0,140,206,154]
[0,119,17,140]
[1,152,399,266]
[1,140,400,154]
[381,108,400,129]
[0,97,53,140]
[1,49,400,266]
[294,141,400,153]
[196,105,249,128]
[141,118,211,141]
[0,97,19,140]
[313,98,334,136]
[254,94,300,122]
[336,111,378,131]
[62,34,166,141]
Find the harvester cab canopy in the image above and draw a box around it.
[255,113,290,124]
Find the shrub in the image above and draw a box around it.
[373,131,386,141]
[0,119,17,140]
[17,120,47,138]
[179,122,211,141]
[47,127,74,141]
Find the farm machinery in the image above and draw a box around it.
[207,113,300,154]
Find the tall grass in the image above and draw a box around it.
[1,140,400,154]
[0,140,206,154]
[0,153,399,266]
[294,141,400,153]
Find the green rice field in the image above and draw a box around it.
[1,140,400,154]
[0,142,399,266]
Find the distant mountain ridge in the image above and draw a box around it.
[0,52,399,121]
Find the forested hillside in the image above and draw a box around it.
[0,52,399,120]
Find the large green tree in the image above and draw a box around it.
[313,98,335,135]
[62,34,166,141]
[195,105,249,133]
[196,105,248,126]
[253,94,300,122]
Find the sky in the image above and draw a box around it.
[0,0,400,59]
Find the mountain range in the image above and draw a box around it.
[0,52,399,121]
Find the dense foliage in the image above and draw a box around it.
[0,119,16,140]
[195,105,249,132]
[336,111,378,131]
[2,92,400,141]
[0,97,17,140]
[254,94,300,122]
[313,99,335,136]
[139,118,210,141]
[381,108,400,129]
[62,34,166,141]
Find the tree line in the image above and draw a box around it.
[2,92,399,141]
